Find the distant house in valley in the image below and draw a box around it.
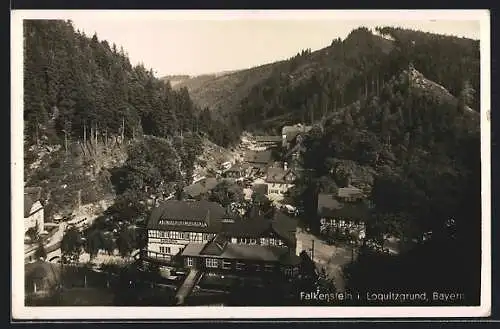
[337,186,365,203]
[282,124,312,149]
[264,163,297,201]
[24,187,44,236]
[244,150,274,172]
[317,193,369,241]
[253,135,282,150]
[25,260,61,298]
[183,178,220,200]
[223,162,250,179]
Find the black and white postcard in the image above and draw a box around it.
[11,9,491,319]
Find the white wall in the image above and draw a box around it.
[25,201,44,234]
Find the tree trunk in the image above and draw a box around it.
[364,76,368,98]
[35,119,40,146]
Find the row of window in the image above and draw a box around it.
[268,189,284,195]
[159,246,171,254]
[230,237,285,246]
[204,258,276,271]
[321,218,365,227]
[158,219,208,227]
[149,230,213,242]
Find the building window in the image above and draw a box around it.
[249,238,257,245]
[222,260,232,270]
[159,246,171,254]
[186,257,194,267]
[254,264,261,272]
[236,262,245,271]
[206,258,219,268]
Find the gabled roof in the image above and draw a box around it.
[244,150,273,165]
[222,211,297,245]
[183,178,219,197]
[317,193,370,222]
[282,124,312,142]
[147,200,232,232]
[182,241,291,262]
[200,234,229,255]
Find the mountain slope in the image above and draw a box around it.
[169,62,282,120]
[174,26,479,133]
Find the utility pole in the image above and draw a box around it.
[311,239,315,262]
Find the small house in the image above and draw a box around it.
[317,193,369,241]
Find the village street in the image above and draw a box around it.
[296,228,356,292]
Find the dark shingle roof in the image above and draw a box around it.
[338,186,364,199]
[252,184,268,195]
[147,200,232,232]
[254,136,282,143]
[244,150,273,165]
[317,193,370,222]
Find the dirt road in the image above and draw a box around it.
[296,229,356,292]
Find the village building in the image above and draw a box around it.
[25,260,61,298]
[181,211,300,277]
[244,150,274,173]
[251,183,269,197]
[24,187,44,237]
[264,163,296,202]
[317,193,370,241]
[145,200,234,264]
[337,186,365,203]
[253,135,282,150]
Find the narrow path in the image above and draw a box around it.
[175,269,201,305]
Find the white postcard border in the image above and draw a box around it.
[11,9,491,320]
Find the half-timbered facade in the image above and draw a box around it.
[146,200,233,263]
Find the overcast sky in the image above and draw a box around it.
[27,10,483,77]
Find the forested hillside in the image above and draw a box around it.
[238,27,480,132]
[23,20,239,218]
[23,20,239,149]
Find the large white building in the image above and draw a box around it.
[145,200,232,263]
